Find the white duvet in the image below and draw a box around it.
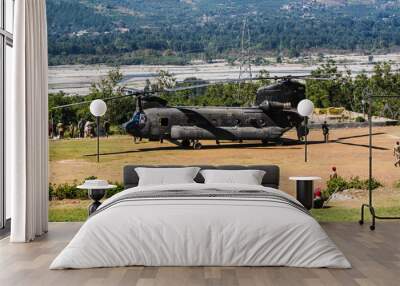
[50,183,351,269]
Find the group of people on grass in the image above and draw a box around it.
[49,119,111,139]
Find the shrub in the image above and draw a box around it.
[315,108,328,115]
[325,176,383,196]
[105,183,124,198]
[355,116,366,122]
[49,183,55,199]
[49,181,85,200]
[85,176,98,180]
[49,179,124,200]
[369,177,383,190]
[328,107,345,115]
[348,176,382,190]
[326,176,348,196]
[347,176,363,189]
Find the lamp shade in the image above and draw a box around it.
[297,99,314,117]
[90,99,107,117]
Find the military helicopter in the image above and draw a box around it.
[53,75,328,149]
[121,76,321,149]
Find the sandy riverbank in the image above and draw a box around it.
[48,53,400,96]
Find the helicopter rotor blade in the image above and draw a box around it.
[164,83,217,92]
[52,74,336,110]
[165,75,334,92]
[51,86,158,110]
[303,77,337,81]
[164,77,271,92]
[175,75,332,84]
[50,94,135,110]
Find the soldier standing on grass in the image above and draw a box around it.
[297,125,303,141]
[322,121,329,143]
[394,142,400,167]
[330,166,338,179]
[78,118,85,138]
[104,120,111,138]
[48,120,53,138]
[57,122,65,139]
[85,121,93,138]
[69,122,76,138]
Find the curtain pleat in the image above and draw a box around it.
[9,0,48,242]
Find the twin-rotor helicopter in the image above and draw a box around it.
[53,75,329,149]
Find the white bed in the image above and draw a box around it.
[50,182,351,269]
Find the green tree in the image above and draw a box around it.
[306,60,349,108]
[88,68,133,125]
[156,70,176,90]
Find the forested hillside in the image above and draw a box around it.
[47,0,400,65]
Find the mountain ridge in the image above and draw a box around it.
[46,0,400,65]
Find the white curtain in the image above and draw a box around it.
[8,0,49,242]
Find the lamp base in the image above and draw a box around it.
[88,189,106,215]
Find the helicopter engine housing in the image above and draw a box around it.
[256,80,306,108]
[259,100,291,112]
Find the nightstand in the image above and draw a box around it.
[289,176,321,210]
[77,180,117,215]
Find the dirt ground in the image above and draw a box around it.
[50,126,400,207]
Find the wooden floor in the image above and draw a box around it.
[0,222,399,286]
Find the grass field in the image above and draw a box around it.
[48,199,400,223]
[49,200,90,222]
[49,126,400,222]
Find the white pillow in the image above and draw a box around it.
[135,167,200,186]
[200,169,266,185]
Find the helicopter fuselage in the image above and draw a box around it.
[124,106,303,142]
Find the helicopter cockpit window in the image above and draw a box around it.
[160,118,169,127]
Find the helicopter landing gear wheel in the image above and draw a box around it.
[193,141,202,150]
[261,139,269,145]
[181,139,191,148]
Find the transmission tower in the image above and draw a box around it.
[237,18,253,102]
[238,18,253,82]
